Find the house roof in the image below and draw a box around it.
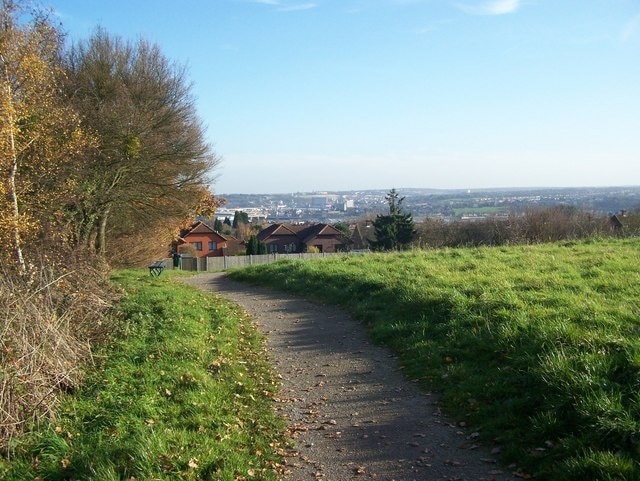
[222,238,246,256]
[258,223,351,246]
[256,223,299,241]
[189,221,216,234]
[351,222,376,249]
[180,220,228,241]
[351,224,367,249]
[298,223,342,244]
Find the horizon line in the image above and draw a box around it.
[216,184,640,196]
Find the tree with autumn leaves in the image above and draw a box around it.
[0,0,221,447]
[0,1,89,272]
[0,1,219,270]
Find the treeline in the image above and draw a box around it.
[1,1,217,450]
[1,2,219,271]
[366,190,637,251]
[416,205,634,248]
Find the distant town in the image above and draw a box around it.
[216,186,640,224]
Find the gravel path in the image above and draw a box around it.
[182,272,515,481]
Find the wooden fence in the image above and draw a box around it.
[162,252,341,273]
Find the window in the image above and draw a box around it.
[189,241,203,251]
[269,243,278,253]
[208,241,217,251]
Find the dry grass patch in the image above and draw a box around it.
[0,257,115,451]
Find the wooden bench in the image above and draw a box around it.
[148,260,166,277]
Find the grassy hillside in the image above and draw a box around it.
[1,271,287,480]
[230,238,640,480]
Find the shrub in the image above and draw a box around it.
[0,252,116,451]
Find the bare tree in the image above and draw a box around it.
[64,29,219,258]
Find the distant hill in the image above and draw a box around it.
[217,186,640,224]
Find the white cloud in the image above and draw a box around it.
[621,12,640,42]
[244,0,317,12]
[413,25,435,35]
[277,3,317,12]
[457,0,520,16]
[391,0,429,4]
[245,0,280,5]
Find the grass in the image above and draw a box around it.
[1,270,287,480]
[229,237,640,480]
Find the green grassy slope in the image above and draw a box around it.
[1,270,287,481]
[230,238,640,480]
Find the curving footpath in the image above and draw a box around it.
[183,272,515,481]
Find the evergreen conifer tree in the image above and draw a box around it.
[372,189,416,250]
[246,235,258,255]
[232,210,249,228]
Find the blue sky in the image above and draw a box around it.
[50,0,639,194]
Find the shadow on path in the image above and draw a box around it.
[182,273,513,481]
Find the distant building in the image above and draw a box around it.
[311,197,329,210]
[257,223,351,253]
[177,220,244,257]
[340,199,355,211]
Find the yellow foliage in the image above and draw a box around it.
[195,189,226,218]
[0,3,93,267]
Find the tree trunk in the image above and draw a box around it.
[3,61,27,273]
[96,209,109,256]
[77,210,98,251]
[8,154,26,272]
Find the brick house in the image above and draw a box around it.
[177,220,233,257]
[257,223,351,254]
